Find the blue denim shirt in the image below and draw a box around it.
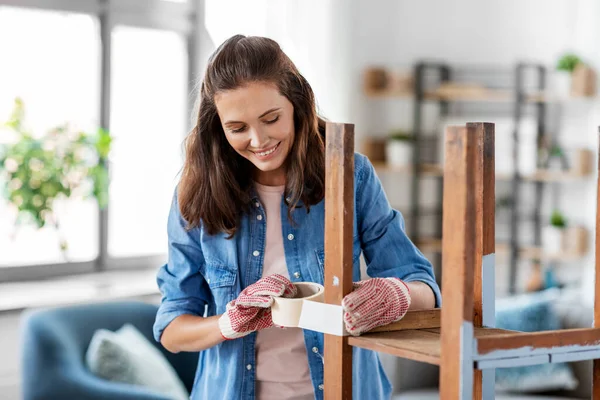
[154,153,442,400]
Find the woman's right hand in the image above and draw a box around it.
[218,274,297,340]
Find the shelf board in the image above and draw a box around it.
[372,162,443,177]
[348,327,517,366]
[364,88,600,105]
[415,237,585,261]
[364,88,413,99]
[519,170,591,182]
[369,309,441,333]
[349,329,442,364]
[364,88,548,103]
[427,88,513,102]
[394,207,442,218]
[416,237,443,253]
[373,163,590,182]
[496,243,585,262]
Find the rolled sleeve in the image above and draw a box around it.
[356,154,442,307]
[153,189,211,342]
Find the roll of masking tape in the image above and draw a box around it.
[271,282,325,328]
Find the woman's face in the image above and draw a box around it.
[215,81,295,186]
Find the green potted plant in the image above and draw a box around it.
[553,53,581,98]
[542,210,567,255]
[556,53,582,73]
[386,130,414,167]
[0,98,112,259]
[553,53,596,97]
[546,145,566,171]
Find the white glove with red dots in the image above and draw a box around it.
[218,274,297,340]
[341,277,411,336]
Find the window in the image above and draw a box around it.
[0,0,196,279]
[108,26,187,257]
[0,6,100,267]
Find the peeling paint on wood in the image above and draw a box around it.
[481,254,495,328]
[476,354,549,369]
[551,348,600,363]
[474,329,600,360]
[482,370,494,399]
[460,321,474,400]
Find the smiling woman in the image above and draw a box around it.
[154,34,439,400]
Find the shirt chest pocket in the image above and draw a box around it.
[204,263,237,315]
[313,242,362,284]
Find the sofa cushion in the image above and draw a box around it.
[86,323,189,400]
[393,388,578,399]
[494,288,578,392]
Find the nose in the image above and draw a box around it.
[249,127,268,149]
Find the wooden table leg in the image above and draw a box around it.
[469,122,496,400]
[593,128,600,399]
[440,126,477,400]
[324,122,354,400]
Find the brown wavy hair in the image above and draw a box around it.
[178,35,326,237]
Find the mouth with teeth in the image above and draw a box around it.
[252,142,281,159]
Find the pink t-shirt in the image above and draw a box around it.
[254,182,314,400]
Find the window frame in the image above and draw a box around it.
[0,0,201,282]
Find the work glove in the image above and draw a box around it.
[342,277,411,336]
[218,274,297,340]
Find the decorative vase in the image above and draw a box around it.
[550,71,571,99]
[386,140,412,167]
[546,156,563,172]
[542,225,564,255]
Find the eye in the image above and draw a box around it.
[264,116,279,124]
[230,125,246,134]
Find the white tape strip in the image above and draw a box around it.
[297,300,348,336]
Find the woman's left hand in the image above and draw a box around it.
[342,277,411,336]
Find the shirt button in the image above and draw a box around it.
[253,250,260,257]
[254,201,259,207]
[246,364,252,370]
[312,347,319,353]
[293,272,301,279]
[257,215,263,221]
[318,384,324,391]
[287,234,294,240]
[206,278,211,284]
[285,197,291,202]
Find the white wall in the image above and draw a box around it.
[352,0,593,65]
[198,0,355,124]
[347,0,600,301]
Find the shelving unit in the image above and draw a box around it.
[364,62,593,293]
[508,63,546,294]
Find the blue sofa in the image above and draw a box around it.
[20,301,198,400]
